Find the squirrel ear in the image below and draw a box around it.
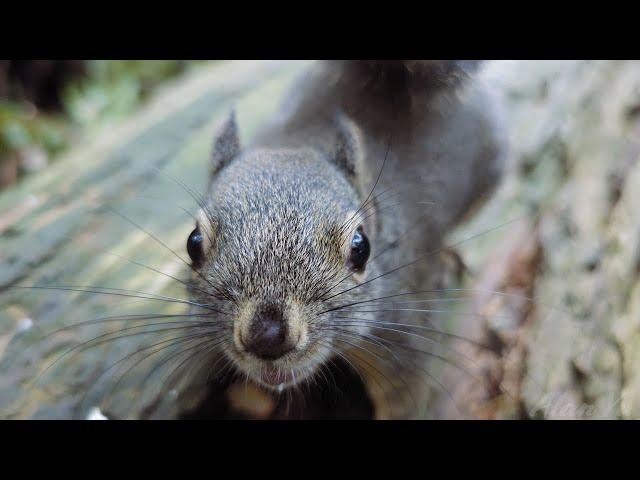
[334,112,365,180]
[211,110,240,177]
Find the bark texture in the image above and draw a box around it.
[439,60,640,419]
[1,60,639,419]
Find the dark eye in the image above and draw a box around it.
[348,226,370,272]
[187,226,205,266]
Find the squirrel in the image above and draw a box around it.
[177,60,506,419]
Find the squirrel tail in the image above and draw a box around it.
[321,60,483,114]
[335,60,481,95]
[270,60,485,136]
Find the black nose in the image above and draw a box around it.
[244,303,293,360]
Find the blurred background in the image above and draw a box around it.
[0,60,210,189]
[1,60,640,419]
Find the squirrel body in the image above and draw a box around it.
[182,61,505,419]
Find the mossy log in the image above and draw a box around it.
[1,60,639,419]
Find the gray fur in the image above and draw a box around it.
[334,112,365,182]
[185,60,506,419]
[210,110,240,179]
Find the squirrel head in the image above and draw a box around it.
[185,111,381,390]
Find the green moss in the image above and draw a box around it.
[62,61,211,129]
[0,100,68,160]
[0,61,209,180]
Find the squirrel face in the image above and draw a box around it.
[184,114,379,391]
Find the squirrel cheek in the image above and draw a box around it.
[233,300,257,352]
[286,302,308,349]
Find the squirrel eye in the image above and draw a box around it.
[348,226,370,272]
[187,226,205,266]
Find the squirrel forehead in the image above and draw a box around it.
[194,148,362,269]
[208,147,360,215]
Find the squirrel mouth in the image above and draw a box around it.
[259,366,295,388]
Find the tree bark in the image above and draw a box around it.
[437,60,640,419]
[1,60,639,419]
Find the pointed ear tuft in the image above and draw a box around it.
[211,110,240,177]
[334,112,365,180]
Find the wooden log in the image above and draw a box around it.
[438,60,640,419]
[2,60,639,419]
[0,61,309,419]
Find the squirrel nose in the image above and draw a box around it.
[245,303,293,360]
